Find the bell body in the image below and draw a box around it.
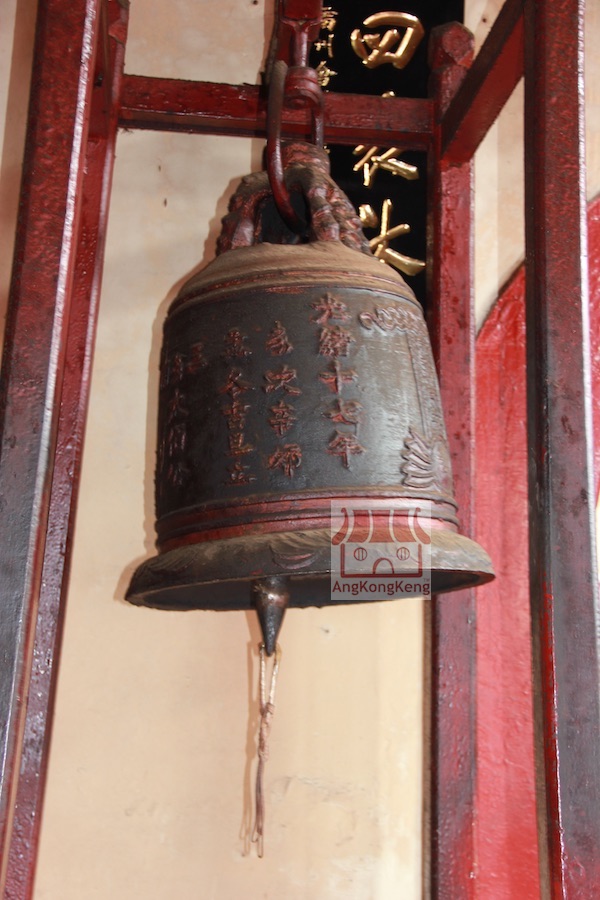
[127,240,493,610]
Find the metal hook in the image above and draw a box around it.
[267,60,303,233]
[266,59,325,233]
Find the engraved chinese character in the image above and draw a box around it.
[327,431,366,468]
[167,421,188,457]
[269,399,296,436]
[311,293,350,325]
[351,13,424,70]
[172,352,186,384]
[226,460,256,486]
[220,369,252,399]
[223,399,250,428]
[263,365,301,396]
[318,325,355,358]
[186,341,207,374]
[228,432,255,456]
[268,443,303,478]
[163,385,190,489]
[223,328,251,359]
[325,399,363,426]
[319,360,358,394]
[266,321,293,356]
[167,388,189,419]
[162,351,186,389]
[167,460,190,488]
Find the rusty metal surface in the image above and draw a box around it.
[524,0,600,895]
[127,236,493,609]
[426,22,478,900]
[154,247,449,515]
[127,146,493,612]
[266,63,324,229]
[217,142,369,254]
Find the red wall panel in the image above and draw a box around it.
[474,193,600,898]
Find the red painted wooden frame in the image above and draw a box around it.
[1,0,598,895]
[426,23,478,898]
[0,0,128,893]
[523,2,600,894]
[118,76,433,148]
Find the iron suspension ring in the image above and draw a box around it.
[266,59,324,233]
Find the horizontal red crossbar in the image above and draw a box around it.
[118,75,433,148]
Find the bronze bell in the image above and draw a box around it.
[126,141,493,652]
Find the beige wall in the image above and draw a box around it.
[11,2,423,898]
[31,124,425,897]
[0,0,36,349]
[1,2,598,898]
[468,0,600,327]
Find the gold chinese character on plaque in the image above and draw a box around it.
[353,145,419,188]
[360,200,425,277]
[321,7,338,32]
[315,60,337,87]
[350,93,420,187]
[351,12,424,70]
[314,33,335,58]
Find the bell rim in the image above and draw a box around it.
[126,526,494,611]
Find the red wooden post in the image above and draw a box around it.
[426,23,478,898]
[524,0,600,895]
[0,0,127,893]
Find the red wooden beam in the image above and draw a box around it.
[117,75,433,149]
[426,23,478,899]
[441,0,524,165]
[524,0,600,895]
[1,2,129,894]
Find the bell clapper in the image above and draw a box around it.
[253,576,289,657]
